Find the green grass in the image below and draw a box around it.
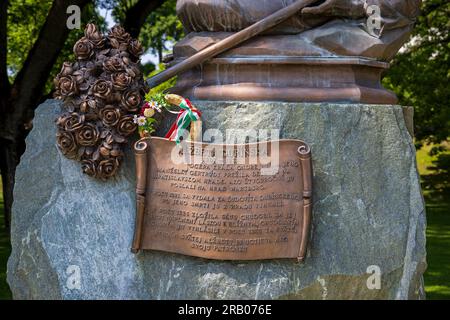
[424,200,450,299]
[417,143,450,300]
[0,180,12,299]
[0,145,448,300]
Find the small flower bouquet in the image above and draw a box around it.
[134,93,170,138]
[135,93,201,142]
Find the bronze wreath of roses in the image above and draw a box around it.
[54,24,147,180]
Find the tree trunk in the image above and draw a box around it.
[0,141,19,232]
[0,0,91,231]
[0,0,167,231]
[123,0,165,38]
[0,0,11,230]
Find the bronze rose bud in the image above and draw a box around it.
[92,79,113,100]
[98,158,120,179]
[121,90,142,112]
[79,97,98,113]
[81,159,97,177]
[128,39,143,58]
[112,72,132,91]
[56,75,78,98]
[99,105,121,127]
[110,144,123,157]
[117,115,137,137]
[58,62,73,77]
[75,123,100,146]
[84,23,105,49]
[73,37,94,60]
[56,130,78,159]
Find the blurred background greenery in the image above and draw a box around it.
[0,0,448,300]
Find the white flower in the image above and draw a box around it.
[149,100,162,113]
[133,115,146,126]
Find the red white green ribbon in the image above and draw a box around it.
[165,98,201,143]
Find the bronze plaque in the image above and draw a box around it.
[132,137,313,261]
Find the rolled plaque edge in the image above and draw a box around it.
[131,138,150,253]
[297,142,313,262]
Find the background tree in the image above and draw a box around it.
[137,0,184,64]
[383,0,450,148]
[0,0,169,232]
[1,0,449,233]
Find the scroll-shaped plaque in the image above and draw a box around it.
[132,137,313,262]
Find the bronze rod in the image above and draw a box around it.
[146,0,316,88]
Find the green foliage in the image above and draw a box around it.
[383,0,450,146]
[146,92,171,109]
[6,0,106,94]
[139,0,184,62]
[138,92,173,136]
[112,0,184,62]
[417,142,450,200]
[146,63,177,96]
[7,0,53,78]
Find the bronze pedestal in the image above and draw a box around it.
[167,0,421,104]
[171,35,396,104]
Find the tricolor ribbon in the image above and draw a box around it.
[165,98,201,143]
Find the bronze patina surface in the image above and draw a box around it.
[162,0,422,104]
[132,137,313,261]
[54,24,147,180]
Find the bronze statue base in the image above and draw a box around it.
[170,33,397,104]
[172,56,397,104]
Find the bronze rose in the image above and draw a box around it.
[75,123,100,146]
[99,105,121,127]
[103,56,124,73]
[73,37,94,60]
[57,130,78,159]
[58,112,85,132]
[117,115,137,137]
[84,23,105,49]
[92,79,112,100]
[128,39,143,58]
[55,75,78,98]
[98,158,120,179]
[81,159,97,177]
[121,90,142,112]
[108,25,131,44]
[112,72,132,91]
[56,113,72,129]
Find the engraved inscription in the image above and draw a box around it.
[138,138,312,261]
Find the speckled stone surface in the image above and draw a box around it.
[7,99,426,299]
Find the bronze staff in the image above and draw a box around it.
[146,0,317,88]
